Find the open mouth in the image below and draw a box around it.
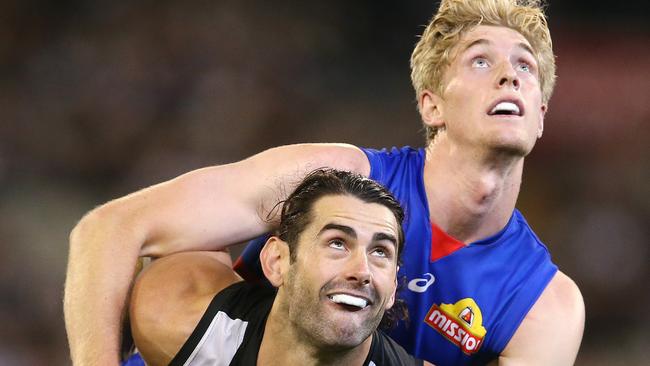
[488,101,523,116]
[327,294,370,311]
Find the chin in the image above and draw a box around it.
[318,315,376,348]
[493,142,530,156]
[484,132,536,157]
[321,327,370,349]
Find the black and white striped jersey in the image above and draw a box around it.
[169,281,421,366]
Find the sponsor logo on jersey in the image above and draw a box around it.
[407,273,435,293]
[424,298,487,355]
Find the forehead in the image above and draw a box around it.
[306,195,399,238]
[456,25,533,56]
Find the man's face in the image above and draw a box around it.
[433,25,546,155]
[281,194,400,349]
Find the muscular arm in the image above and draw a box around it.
[495,271,585,366]
[64,143,369,365]
[129,251,242,366]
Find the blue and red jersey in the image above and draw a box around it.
[235,146,557,365]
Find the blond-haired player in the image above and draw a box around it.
[65,1,584,365]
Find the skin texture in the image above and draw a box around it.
[130,195,402,366]
[64,25,583,366]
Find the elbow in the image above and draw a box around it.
[69,202,145,254]
[69,206,112,249]
[69,208,99,251]
[69,209,91,243]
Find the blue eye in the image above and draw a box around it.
[517,63,531,73]
[472,58,489,68]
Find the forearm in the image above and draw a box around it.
[64,209,143,366]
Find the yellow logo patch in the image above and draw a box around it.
[424,298,487,354]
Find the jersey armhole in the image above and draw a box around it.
[490,264,558,353]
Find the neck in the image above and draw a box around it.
[423,138,524,243]
[257,302,372,366]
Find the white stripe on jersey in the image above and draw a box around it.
[184,311,248,366]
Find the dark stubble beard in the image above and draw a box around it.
[281,262,388,350]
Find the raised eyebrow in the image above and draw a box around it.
[462,38,491,54]
[318,223,357,239]
[516,42,537,61]
[317,224,396,248]
[462,39,537,61]
[372,232,397,248]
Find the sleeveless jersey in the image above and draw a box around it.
[234,146,558,365]
[168,281,421,366]
[363,146,557,365]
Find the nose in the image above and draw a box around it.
[345,250,372,286]
[497,62,520,90]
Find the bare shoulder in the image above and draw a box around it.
[498,271,585,366]
[129,252,242,366]
[542,271,584,314]
[524,270,584,323]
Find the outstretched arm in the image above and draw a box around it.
[495,271,585,366]
[64,143,369,365]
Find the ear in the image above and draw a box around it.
[260,236,290,287]
[537,104,547,138]
[420,90,446,130]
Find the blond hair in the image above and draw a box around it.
[411,0,556,142]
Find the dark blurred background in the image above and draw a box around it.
[0,0,648,364]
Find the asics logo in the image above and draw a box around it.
[408,273,435,293]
